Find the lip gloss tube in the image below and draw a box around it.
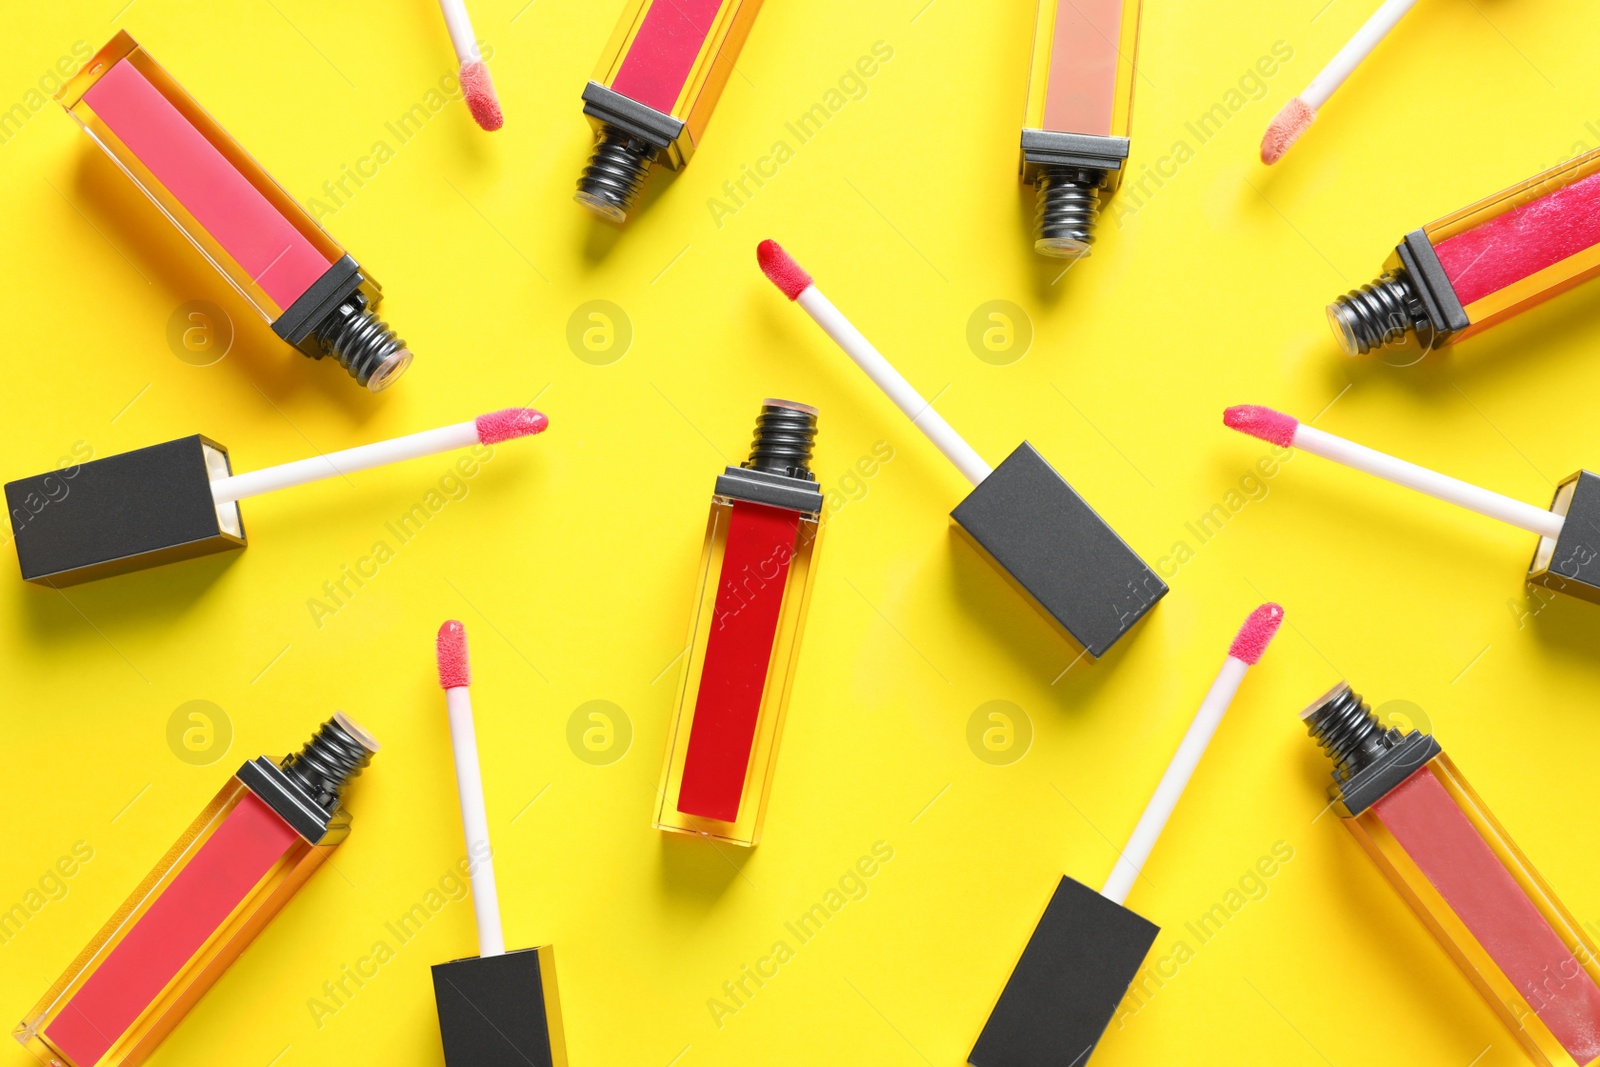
[1019,0,1143,258]
[14,714,379,1067]
[58,32,412,392]
[575,0,764,223]
[1329,148,1600,356]
[656,400,824,848]
[1303,684,1600,1066]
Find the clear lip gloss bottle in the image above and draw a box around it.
[57,32,412,392]
[15,714,378,1067]
[1329,147,1600,356]
[1019,0,1143,258]
[1303,683,1600,1066]
[575,0,764,223]
[656,400,824,848]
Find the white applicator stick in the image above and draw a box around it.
[209,407,547,504]
[1101,603,1284,905]
[437,620,504,958]
[757,240,993,486]
[1260,0,1420,165]
[1223,405,1562,538]
[437,0,504,131]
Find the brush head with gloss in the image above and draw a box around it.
[1260,97,1316,165]
[1228,603,1285,665]
[460,61,503,132]
[1224,405,1299,447]
[475,407,548,444]
[757,240,813,300]
[437,620,471,689]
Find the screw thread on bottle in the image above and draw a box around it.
[313,297,412,392]
[744,400,818,481]
[1033,167,1103,259]
[1302,685,1396,776]
[1327,270,1425,356]
[281,714,378,814]
[575,126,653,224]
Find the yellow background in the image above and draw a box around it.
[3,1,1599,1064]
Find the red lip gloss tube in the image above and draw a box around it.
[656,400,824,848]
[575,0,764,223]
[1020,0,1143,258]
[15,714,379,1067]
[58,32,412,392]
[1329,148,1600,356]
[1304,684,1600,1066]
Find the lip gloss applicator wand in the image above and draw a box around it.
[4,408,548,586]
[430,622,566,1067]
[970,604,1283,1065]
[758,239,1165,661]
[1223,405,1600,603]
[436,0,503,131]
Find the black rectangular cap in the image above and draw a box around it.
[969,875,1159,1067]
[432,946,567,1067]
[1528,470,1600,603]
[4,435,244,586]
[950,443,1165,658]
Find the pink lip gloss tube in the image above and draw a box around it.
[1329,148,1600,357]
[1304,683,1600,1066]
[58,32,412,392]
[575,0,765,223]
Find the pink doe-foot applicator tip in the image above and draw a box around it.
[1229,603,1285,665]
[757,240,813,300]
[460,61,504,131]
[1260,97,1315,165]
[437,620,471,689]
[1224,405,1299,447]
[475,407,548,444]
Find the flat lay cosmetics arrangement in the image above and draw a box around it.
[10,6,1600,1067]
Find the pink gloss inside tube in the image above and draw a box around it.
[1374,766,1600,1062]
[1042,0,1124,135]
[1434,170,1600,307]
[611,0,724,114]
[82,59,332,309]
[44,793,299,1066]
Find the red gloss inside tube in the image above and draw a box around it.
[45,793,300,1065]
[1434,170,1600,308]
[676,500,799,822]
[1373,766,1600,1062]
[611,0,724,113]
[82,59,332,309]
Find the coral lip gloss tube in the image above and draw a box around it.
[58,32,412,391]
[1303,684,1600,1066]
[1019,0,1143,258]
[576,0,764,223]
[15,714,378,1067]
[656,400,824,848]
[1329,147,1600,356]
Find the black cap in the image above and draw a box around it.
[1528,470,1600,604]
[950,443,1165,658]
[969,875,1158,1067]
[432,947,567,1067]
[5,435,244,585]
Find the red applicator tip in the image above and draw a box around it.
[475,407,548,444]
[1228,603,1284,665]
[460,61,504,131]
[757,240,812,300]
[437,620,471,689]
[1224,405,1299,447]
